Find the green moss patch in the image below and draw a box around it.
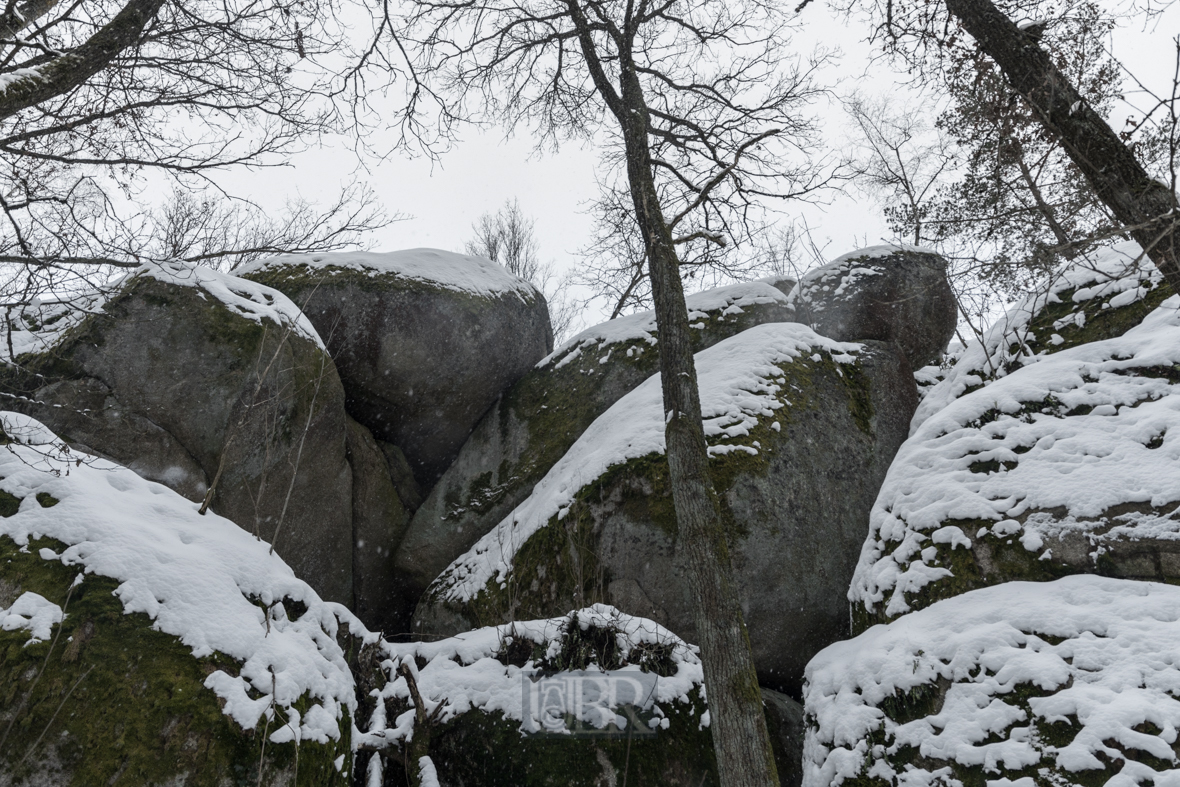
[0,535,349,786]
[435,349,880,632]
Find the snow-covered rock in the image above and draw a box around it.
[392,281,793,629]
[790,246,957,371]
[240,248,553,488]
[0,413,354,784]
[804,576,1180,787]
[913,241,1169,430]
[354,603,803,787]
[850,295,1180,628]
[0,262,368,606]
[413,321,917,694]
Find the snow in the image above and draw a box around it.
[805,576,1180,787]
[538,281,789,369]
[913,242,1162,431]
[0,413,355,742]
[142,261,324,348]
[788,244,939,315]
[237,248,539,302]
[434,321,863,603]
[2,260,324,361]
[353,605,705,752]
[850,295,1180,619]
[1,591,64,644]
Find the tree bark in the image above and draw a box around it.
[0,0,165,121]
[561,3,779,780]
[613,49,781,787]
[944,0,1180,289]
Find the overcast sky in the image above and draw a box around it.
[222,1,1180,327]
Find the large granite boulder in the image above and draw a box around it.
[240,249,553,488]
[0,264,364,605]
[913,240,1171,429]
[356,605,804,787]
[805,576,1180,787]
[850,294,1180,631]
[392,281,793,627]
[0,418,354,786]
[790,246,957,371]
[413,322,917,694]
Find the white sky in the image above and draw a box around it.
[224,0,1180,326]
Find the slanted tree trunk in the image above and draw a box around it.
[0,0,165,121]
[944,0,1180,289]
[564,15,780,785]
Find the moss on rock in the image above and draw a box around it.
[416,335,917,694]
[0,535,349,787]
[0,272,356,608]
[394,283,794,629]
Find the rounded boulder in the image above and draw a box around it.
[791,246,957,371]
[392,281,793,627]
[413,322,917,695]
[240,249,553,487]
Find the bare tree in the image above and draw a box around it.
[465,198,543,281]
[464,198,582,342]
[0,0,389,311]
[378,0,848,782]
[846,93,955,246]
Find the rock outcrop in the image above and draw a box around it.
[850,294,1180,631]
[345,415,411,633]
[240,249,554,488]
[0,265,361,605]
[913,240,1171,428]
[413,322,917,694]
[805,576,1180,787]
[791,246,957,371]
[0,418,354,786]
[392,281,793,627]
[358,605,805,787]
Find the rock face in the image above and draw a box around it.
[361,605,805,787]
[0,424,354,786]
[240,249,554,488]
[850,295,1180,631]
[414,322,917,694]
[791,246,957,371]
[805,576,1180,787]
[393,281,792,627]
[913,240,1171,428]
[345,416,411,633]
[0,265,361,605]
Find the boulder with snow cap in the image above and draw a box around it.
[913,241,1172,429]
[791,245,957,371]
[0,415,354,785]
[0,264,361,606]
[392,281,793,630]
[412,321,917,695]
[354,604,804,787]
[804,576,1180,787]
[240,249,554,489]
[850,294,1180,631]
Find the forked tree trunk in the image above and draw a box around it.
[562,3,780,779]
[945,0,1180,289]
[615,71,781,787]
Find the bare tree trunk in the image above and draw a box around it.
[945,0,1180,287]
[616,70,781,787]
